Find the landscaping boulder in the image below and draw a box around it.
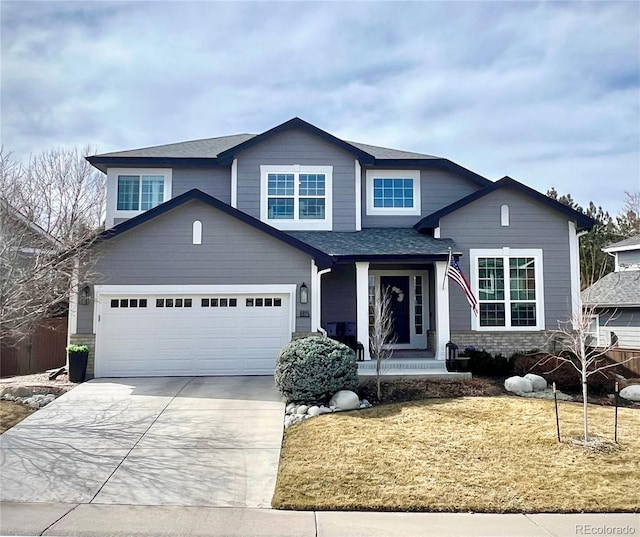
[524,373,547,392]
[619,385,640,402]
[329,390,360,410]
[504,376,533,393]
[307,405,322,417]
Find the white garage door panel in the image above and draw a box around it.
[97,292,291,377]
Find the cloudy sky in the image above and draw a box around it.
[2,1,639,214]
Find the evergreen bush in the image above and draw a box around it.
[274,336,358,403]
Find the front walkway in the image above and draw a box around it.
[0,376,284,508]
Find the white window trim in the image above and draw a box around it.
[260,165,333,231]
[106,168,172,229]
[587,314,600,347]
[469,248,545,331]
[365,169,421,216]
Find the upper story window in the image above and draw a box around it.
[365,170,421,216]
[106,168,172,229]
[470,248,545,331]
[117,175,164,211]
[260,165,333,231]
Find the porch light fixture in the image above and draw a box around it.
[299,282,309,304]
[79,285,92,306]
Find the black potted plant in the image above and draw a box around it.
[67,344,89,383]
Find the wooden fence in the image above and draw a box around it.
[604,347,640,378]
[0,317,68,377]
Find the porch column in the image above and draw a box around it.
[434,260,451,361]
[355,261,371,360]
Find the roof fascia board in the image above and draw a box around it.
[87,156,222,173]
[603,244,640,253]
[334,253,457,263]
[216,117,375,165]
[95,189,334,269]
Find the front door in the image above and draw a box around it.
[380,276,411,344]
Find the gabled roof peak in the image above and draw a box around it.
[414,175,595,232]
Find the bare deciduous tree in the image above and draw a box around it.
[541,300,637,446]
[0,147,104,344]
[369,285,397,400]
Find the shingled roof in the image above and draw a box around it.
[288,228,459,260]
[582,271,640,307]
[604,235,640,251]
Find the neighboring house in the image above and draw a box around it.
[582,235,640,349]
[0,200,68,376]
[70,117,594,378]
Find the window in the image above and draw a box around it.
[366,170,421,216]
[246,297,282,307]
[107,168,172,228]
[117,175,164,210]
[155,298,192,308]
[110,298,147,308]
[586,315,600,346]
[470,249,544,330]
[260,165,332,230]
[201,298,237,307]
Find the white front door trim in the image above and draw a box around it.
[369,269,430,350]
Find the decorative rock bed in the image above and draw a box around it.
[1,385,63,409]
[504,374,573,401]
[284,389,372,428]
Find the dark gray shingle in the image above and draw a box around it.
[287,228,458,257]
[582,271,640,307]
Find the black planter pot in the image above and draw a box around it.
[68,351,89,383]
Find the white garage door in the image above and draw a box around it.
[95,288,293,377]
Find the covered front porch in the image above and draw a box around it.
[291,228,460,370]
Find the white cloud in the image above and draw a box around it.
[1,0,638,214]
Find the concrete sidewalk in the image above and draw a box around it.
[1,503,638,537]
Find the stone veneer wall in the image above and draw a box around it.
[68,334,96,379]
[451,331,553,356]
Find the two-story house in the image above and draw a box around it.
[69,117,594,378]
[582,235,640,349]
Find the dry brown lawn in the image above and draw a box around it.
[0,400,34,434]
[273,396,640,512]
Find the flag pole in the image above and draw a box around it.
[443,247,451,290]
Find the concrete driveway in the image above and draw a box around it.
[0,376,284,508]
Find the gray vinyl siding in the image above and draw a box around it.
[618,250,640,267]
[440,188,574,332]
[321,264,357,328]
[79,199,313,334]
[236,129,356,231]
[597,308,639,328]
[172,167,231,203]
[361,168,482,228]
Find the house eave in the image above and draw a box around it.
[87,156,222,174]
[333,253,457,263]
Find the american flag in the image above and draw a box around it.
[446,254,479,316]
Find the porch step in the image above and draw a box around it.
[357,359,445,371]
[357,359,472,380]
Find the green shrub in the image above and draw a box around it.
[274,336,358,403]
[66,344,89,355]
[460,347,511,377]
